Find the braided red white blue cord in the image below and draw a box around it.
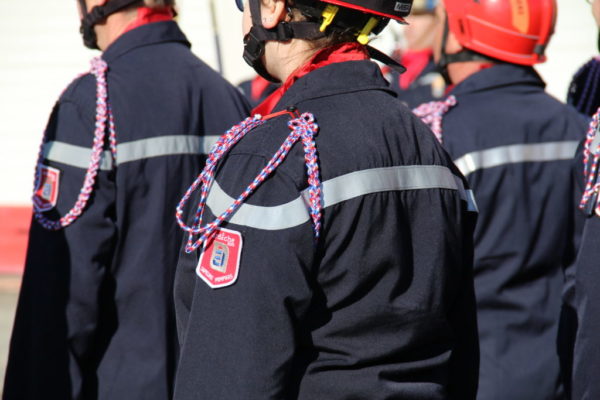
[412,95,457,144]
[33,57,117,230]
[176,112,322,253]
[579,107,600,214]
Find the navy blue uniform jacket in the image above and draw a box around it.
[173,60,479,399]
[4,21,249,400]
[440,64,587,400]
[571,122,600,400]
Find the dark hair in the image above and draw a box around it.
[144,0,176,6]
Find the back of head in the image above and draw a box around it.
[79,0,176,50]
[443,0,556,65]
[243,0,414,81]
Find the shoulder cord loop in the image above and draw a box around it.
[33,57,117,230]
[412,95,457,144]
[176,112,322,253]
[579,108,600,213]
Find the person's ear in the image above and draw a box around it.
[260,0,287,29]
[445,29,463,54]
[84,0,109,10]
[434,6,463,56]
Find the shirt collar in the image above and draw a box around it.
[102,21,190,63]
[265,59,395,113]
[450,63,546,97]
[252,42,370,116]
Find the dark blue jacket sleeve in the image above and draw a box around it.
[4,95,116,399]
[174,154,316,399]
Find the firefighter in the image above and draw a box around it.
[172,0,479,399]
[415,0,588,399]
[569,0,600,398]
[3,0,249,399]
[388,0,447,108]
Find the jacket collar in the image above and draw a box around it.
[102,21,190,63]
[274,60,395,111]
[450,64,546,97]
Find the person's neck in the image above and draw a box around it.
[448,60,495,85]
[95,9,137,51]
[265,39,318,82]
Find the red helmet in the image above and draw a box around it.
[443,0,557,65]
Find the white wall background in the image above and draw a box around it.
[0,0,596,205]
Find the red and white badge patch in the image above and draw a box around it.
[196,228,243,289]
[33,165,60,212]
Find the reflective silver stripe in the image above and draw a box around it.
[207,165,469,230]
[43,141,114,170]
[316,165,462,206]
[591,127,600,155]
[465,189,479,213]
[43,135,221,170]
[454,141,579,177]
[207,181,311,230]
[117,135,208,164]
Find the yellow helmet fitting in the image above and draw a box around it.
[320,5,340,32]
[356,17,379,45]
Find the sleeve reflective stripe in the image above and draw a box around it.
[42,135,221,170]
[43,141,114,170]
[453,141,580,177]
[208,165,470,231]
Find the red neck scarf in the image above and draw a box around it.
[251,76,274,102]
[252,42,369,116]
[398,48,432,89]
[123,7,174,34]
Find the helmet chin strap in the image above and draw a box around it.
[437,15,496,85]
[79,0,142,50]
[243,0,324,82]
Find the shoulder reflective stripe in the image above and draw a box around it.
[43,141,114,170]
[454,141,580,177]
[207,181,310,230]
[42,135,221,170]
[207,165,468,231]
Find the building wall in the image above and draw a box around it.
[0,0,596,205]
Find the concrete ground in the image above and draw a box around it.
[0,275,21,394]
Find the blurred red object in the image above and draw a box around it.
[0,207,31,275]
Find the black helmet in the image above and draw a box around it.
[242,0,412,81]
[296,0,412,23]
